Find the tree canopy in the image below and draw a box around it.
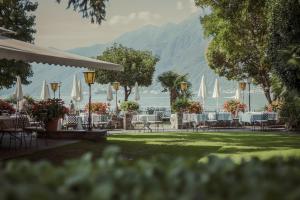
[267,0,300,94]
[195,0,274,103]
[0,0,37,89]
[95,44,159,101]
[56,0,109,24]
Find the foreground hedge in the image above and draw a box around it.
[1,147,300,200]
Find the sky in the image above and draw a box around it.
[34,0,201,50]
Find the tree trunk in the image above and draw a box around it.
[263,88,272,104]
[169,88,177,109]
[124,86,132,101]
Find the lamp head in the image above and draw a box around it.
[50,82,59,92]
[180,81,188,91]
[113,82,120,91]
[239,82,247,90]
[83,71,96,84]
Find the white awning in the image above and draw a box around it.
[0,35,123,71]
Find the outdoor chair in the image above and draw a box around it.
[147,114,164,132]
[206,112,218,129]
[64,114,78,130]
[131,115,145,131]
[253,113,268,131]
[92,114,111,129]
[192,113,209,132]
[1,114,30,150]
[182,113,193,129]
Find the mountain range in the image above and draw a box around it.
[0,13,237,99]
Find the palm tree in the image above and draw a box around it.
[157,71,192,108]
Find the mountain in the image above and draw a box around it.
[0,13,236,98]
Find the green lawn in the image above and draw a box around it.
[12,131,300,164]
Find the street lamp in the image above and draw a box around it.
[112,81,120,114]
[239,81,246,104]
[247,78,252,112]
[50,82,59,99]
[180,81,188,98]
[83,71,96,131]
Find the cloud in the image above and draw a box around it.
[108,11,161,26]
[176,1,184,10]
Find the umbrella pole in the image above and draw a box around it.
[17,100,19,113]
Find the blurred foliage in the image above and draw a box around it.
[1,146,300,200]
[0,0,37,89]
[56,0,109,24]
[96,44,159,101]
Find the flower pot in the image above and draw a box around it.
[45,118,59,132]
[123,112,133,130]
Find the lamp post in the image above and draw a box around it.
[50,82,59,99]
[113,82,120,114]
[239,81,246,104]
[247,78,252,112]
[83,71,96,131]
[58,82,62,99]
[180,81,188,98]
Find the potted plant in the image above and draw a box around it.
[223,100,246,117]
[188,102,203,114]
[120,101,139,130]
[0,99,16,115]
[85,102,110,115]
[171,98,191,129]
[265,100,283,112]
[29,99,69,132]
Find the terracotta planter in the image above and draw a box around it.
[45,118,59,132]
[123,112,133,130]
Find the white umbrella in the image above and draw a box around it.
[234,84,240,100]
[212,78,221,111]
[77,79,83,102]
[14,76,23,111]
[40,80,50,100]
[197,75,207,110]
[134,82,140,101]
[71,74,80,101]
[106,83,113,101]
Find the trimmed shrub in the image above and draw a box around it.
[120,101,139,112]
[1,147,300,200]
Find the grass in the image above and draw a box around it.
[11,131,300,164]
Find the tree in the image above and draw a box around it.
[267,0,300,130]
[56,0,109,24]
[157,71,192,109]
[95,44,159,101]
[0,0,37,89]
[268,0,300,94]
[195,0,274,104]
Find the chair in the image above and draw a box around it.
[254,113,268,131]
[1,114,29,150]
[64,114,78,130]
[182,113,192,129]
[192,113,209,132]
[131,115,144,130]
[147,114,164,132]
[206,112,218,129]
